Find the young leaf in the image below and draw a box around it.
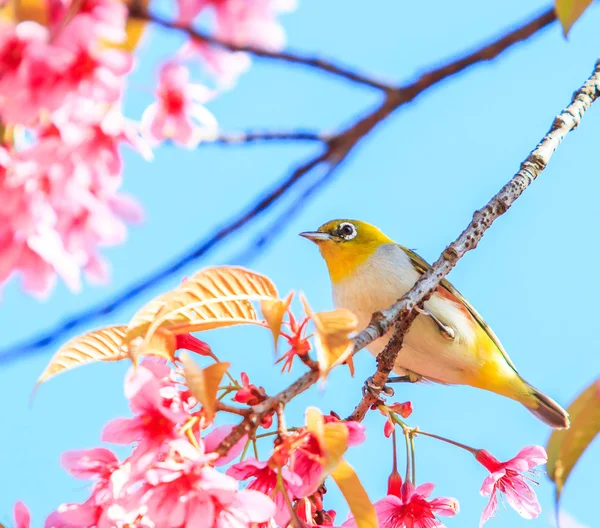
[301,297,358,379]
[126,266,278,342]
[180,352,230,423]
[547,378,600,502]
[36,326,128,385]
[305,407,349,476]
[129,328,177,365]
[330,459,377,528]
[555,0,595,36]
[260,291,294,352]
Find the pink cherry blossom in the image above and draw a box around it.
[476,446,547,526]
[233,372,268,405]
[102,361,188,471]
[227,457,303,526]
[141,62,217,148]
[343,482,458,528]
[47,447,128,528]
[14,501,31,528]
[143,439,276,527]
[203,424,248,466]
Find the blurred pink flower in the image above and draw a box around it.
[50,0,128,42]
[141,62,217,148]
[0,22,70,124]
[0,108,145,297]
[228,457,302,526]
[14,501,31,528]
[476,446,547,526]
[55,17,133,104]
[143,440,275,527]
[203,424,248,466]
[343,482,458,528]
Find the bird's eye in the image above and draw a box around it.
[338,222,357,240]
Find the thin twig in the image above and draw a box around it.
[206,130,330,145]
[131,9,394,91]
[347,58,600,422]
[215,58,600,455]
[215,401,251,416]
[0,6,556,364]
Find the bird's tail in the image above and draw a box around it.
[522,383,570,429]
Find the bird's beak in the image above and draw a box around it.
[299,231,333,243]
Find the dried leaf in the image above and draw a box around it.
[306,407,349,476]
[1,0,47,24]
[127,266,279,343]
[302,297,357,379]
[555,0,594,36]
[547,378,600,503]
[330,459,377,528]
[37,326,128,385]
[180,353,230,423]
[260,291,294,352]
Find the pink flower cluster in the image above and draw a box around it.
[15,356,369,527]
[0,0,148,296]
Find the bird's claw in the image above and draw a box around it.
[363,376,395,399]
[414,306,456,341]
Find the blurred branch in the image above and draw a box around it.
[0,5,556,363]
[216,58,600,454]
[132,9,394,91]
[206,130,330,145]
[347,58,600,422]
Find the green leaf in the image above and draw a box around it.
[555,0,595,36]
[546,378,600,503]
[330,459,377,528]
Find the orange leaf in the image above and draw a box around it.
[180,353,230,423]
[260,291,294,352]
[126,266,278,344]
[305,407,349,476]
[36,326,128,386]
[1,0,47,24]
[330,459,377,528]
[555,0,594,36]
[302,297,357,380]
[129,328,177,366]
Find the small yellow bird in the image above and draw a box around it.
[300,219,569,429]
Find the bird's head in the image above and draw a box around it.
[300,219,394,283]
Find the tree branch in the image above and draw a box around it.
[347,58,600,422]
[215,58,600,454]
[0,5,556,364]
[132,9,393,91]
[205,130,330,145]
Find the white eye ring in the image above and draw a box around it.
[338,222,357,240]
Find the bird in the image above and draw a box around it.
[300,219,569,429]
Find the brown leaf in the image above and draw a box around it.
[547,378,600,503]
[302,297,357,380]
[126,266,279,344]
[36,326,128,385]
[555,0,595,36]
[330,459,377,528]
[260,291,294,352]
[180,353,230,423]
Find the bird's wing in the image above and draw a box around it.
[400,245,519,374]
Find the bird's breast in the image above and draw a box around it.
[331,244,481,383]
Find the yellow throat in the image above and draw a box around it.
[300,219,394,283]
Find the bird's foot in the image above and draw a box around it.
[414,306,456,341]
[363,376,395,399]
[387,372,422,384]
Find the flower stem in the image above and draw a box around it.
[410,431,416,484]
[278,470,302,528]
[415,430,479,455]
[403,427,412,484]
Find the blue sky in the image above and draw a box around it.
[1,0,599,526]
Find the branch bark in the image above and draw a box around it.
[216,58,600,453]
